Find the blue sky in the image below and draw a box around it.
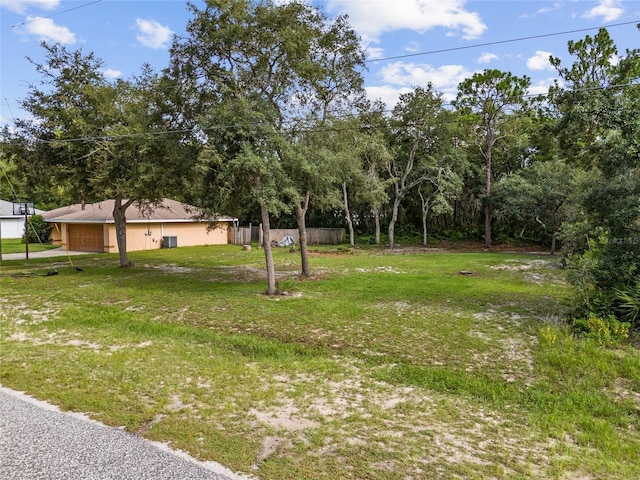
[1,0,639,126]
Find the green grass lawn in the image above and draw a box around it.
[1,237,58,255]
[1,244,638,479]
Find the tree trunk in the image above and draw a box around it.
[112,195,134,267]
[260,200,277,295]
[296,192,310,277]
[419,191,430,246]
[422,207,429,246]
[374,209,381,245]
[551,233,557,255]
[388,197,401,250]
[484,139,493,249]
[343,183,355,248]
[484,201,491,248]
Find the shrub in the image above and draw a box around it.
[441,229,472,241]
[565,232,640,332]
[23,214,52,244]
[614,278,640,328]
[572,313,630,346]
[393,224,420,244]
[539,325,558,345]
[558,220,597,258]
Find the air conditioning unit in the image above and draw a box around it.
[162,236,177,248]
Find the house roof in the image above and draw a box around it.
[0,199,45,218]
[42,198,236,224]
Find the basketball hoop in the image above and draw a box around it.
[12,202,36,260]
[13,202,35,216]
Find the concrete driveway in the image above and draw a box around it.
[0,386,250,480]
[1,248,93,261]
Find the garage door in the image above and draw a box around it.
[68,224,104,252]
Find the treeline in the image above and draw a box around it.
[1,2,638,328]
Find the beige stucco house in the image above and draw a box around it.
[43,198,237,253]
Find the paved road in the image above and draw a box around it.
[0,387,251,480]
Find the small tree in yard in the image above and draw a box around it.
[171,0,365,291]
[14,44,190,267]
[388,85,459,249]
[288,13,366,272]
[357,128,392,246]
[454,69,531,248]
[493,159,576,254]
[316,117,373,249]
[418,164,463,246]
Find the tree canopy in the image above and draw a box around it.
[9,43,192,267]
[2,5,639,321]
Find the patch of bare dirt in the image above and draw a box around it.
[490,259,554,271]
[0,300,60,325]
[213,266,297,282]
[143,263,198,274]
[243,358,573,478]
[354,266,406,273]
[250,399,320,432]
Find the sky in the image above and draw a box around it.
[1,0,639,127]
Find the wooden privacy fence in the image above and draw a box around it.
[228,226,254,246]
[228,226,344,246]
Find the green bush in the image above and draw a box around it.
[440,229,470,241]
[564,230,640,332]
[558,220,597,258]
[354,233,386,246]
[393,224,421,243]
[572,313,630,346]
[23,214,52,244]
[614,277,640,327]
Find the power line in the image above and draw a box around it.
[2,15,638,130]
[11,81,637,145]
[365,19,640,63]
[4,97,16,121]
[11,0,103,29]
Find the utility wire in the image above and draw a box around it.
[4,97,16,121]
[364,19,640,63]
[11,0,104,28]
[2,17,637,110]
[16,80,637,145]
[3,14,638,138]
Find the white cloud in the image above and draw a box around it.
[368,62,473,107]
[103,68,122,79]
[20,16,75,44]
[326,0,487,44]
[609,53,620,66]
[536,2,562,15]
[1,0,59,14]
[366,46,386,61]
[582,0,624,22]
[135,18,173,49]
[529,78,558,96]
[478,52,498,64]
[404,41,421,53]
[527,50,554,71]
[365,85,413,109]
[379,62,472,90]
